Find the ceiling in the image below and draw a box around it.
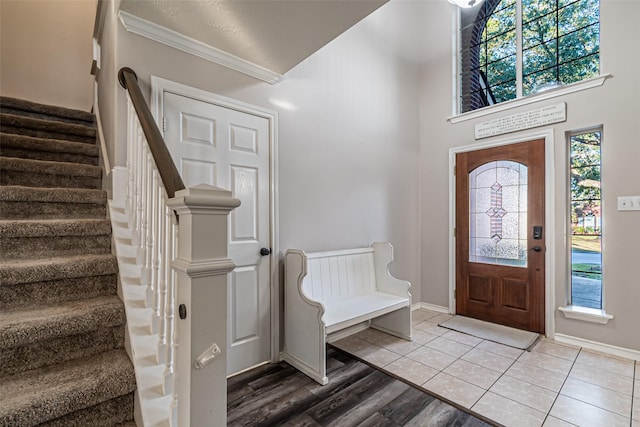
[118,0,389,76]
[118,0,456,79]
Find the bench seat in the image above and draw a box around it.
[324,292,410,334]
[284,242,412,385]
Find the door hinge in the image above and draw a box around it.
[454,288,457,299]
[162,116,167,132]
[453,165,456,176]
[453,228,456,237]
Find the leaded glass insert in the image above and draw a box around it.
[469,161,528,267]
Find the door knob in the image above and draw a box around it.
[260,247,272,256]
[532,246,542,252]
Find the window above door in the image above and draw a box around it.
[456,0,601,115]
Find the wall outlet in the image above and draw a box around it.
[617,196,640,211]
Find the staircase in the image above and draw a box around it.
[0,97,137,426]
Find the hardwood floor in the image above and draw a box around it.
[227,347,495,426]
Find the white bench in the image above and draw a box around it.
[284,242,412,385]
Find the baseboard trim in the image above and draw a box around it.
[413,302,450,314]
[554,333,640,361]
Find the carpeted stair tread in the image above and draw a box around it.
[0,133,99,165]
[0,349,135,426]
[0,186,106,204]
[0,218,111,238]
[0,113,96,144]
[0,96,94,124]
[0,254,117,286]
[0,157,102,189]
[38,393,134,426]
[0,157,101,177]
[0,186,107,219]
[1,324,125,377]
[0,295,125,348]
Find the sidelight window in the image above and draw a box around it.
[569,129,602,309]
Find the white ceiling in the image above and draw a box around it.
[119,0,388,75]
[118,0,456,77]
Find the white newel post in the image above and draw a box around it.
[167,184,240,427]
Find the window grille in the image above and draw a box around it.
[459,0,600,113]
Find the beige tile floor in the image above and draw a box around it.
[333,309,639,427]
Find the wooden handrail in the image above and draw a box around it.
[118,67,185,198]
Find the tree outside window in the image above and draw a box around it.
[460,0,600,113]
[569,130,602,309]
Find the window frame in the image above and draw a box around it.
[559,126,613,324]
[452,0,604,119]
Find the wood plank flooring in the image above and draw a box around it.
[227,347,496,426]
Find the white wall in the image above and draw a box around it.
[0,0,95,111]
[97,2,422,315]
[419,0,640,351]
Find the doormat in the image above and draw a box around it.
[439,316,540,350]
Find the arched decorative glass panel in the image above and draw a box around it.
[469,160,528,266]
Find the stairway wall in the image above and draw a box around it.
[0,1,95,111]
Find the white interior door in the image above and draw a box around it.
[162,91,271,376]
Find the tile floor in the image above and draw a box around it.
[332,309,639,427]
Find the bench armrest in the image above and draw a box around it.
[372,242,412,301]
[284,249,328,384]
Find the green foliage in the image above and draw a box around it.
[571,263,601,280]
[478,0,599,99]
[570,131,602,236]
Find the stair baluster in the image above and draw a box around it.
[118,67,239,426]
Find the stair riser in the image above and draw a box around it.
[0,124,96,144]
[0,170,101,189]
[0,236,111,260]
[39,393,134,427]
[0,201,106,219]
[0,326,124,377]
[0,275,117,310]
[0,146,99,165]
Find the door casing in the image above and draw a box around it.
[150,76,280,364]
[449,129,556,338]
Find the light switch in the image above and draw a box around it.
[617,196,640,211]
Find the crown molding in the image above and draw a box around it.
[118,11,282,84]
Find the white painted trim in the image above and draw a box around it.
[416,302,450,314]
[448,130,555,336]
[558,305,614,324]
[448,74,611,124]
[554,333,640,361]
[118,11,282,84]
[544,134,556,338]
[150,76,281,365]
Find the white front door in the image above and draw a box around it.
[162,91,271,376]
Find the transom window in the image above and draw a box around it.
[459,0,600,113]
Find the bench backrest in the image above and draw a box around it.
[303,248,377,303]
